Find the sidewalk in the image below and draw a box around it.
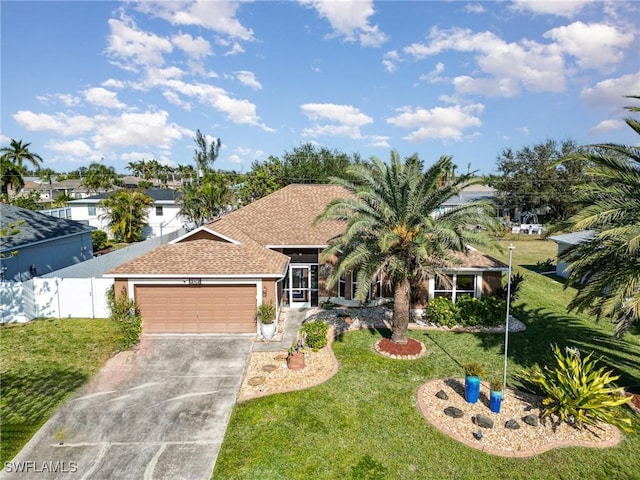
[252,307,311,352]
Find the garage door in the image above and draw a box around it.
[135,285,257,333]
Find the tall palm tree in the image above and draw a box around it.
[0,139,43,171]
[194,130,221,179]
[316,152,499,344]
[99,189,154,243]
[0,139,43,197]
[38,168,57,202]
[559,97,640,337]
[82,163,119,194]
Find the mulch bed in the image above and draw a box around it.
[374,337,427,359]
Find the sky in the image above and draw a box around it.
[1,0,638,176]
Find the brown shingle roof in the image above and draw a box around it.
[211,184,351,246]
[448,249,508,270]
[108,225,288,276]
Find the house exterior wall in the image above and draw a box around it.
[69,202,184,240]
[481,271,502,295]
[2,232,94,281]
[554,242,572,278]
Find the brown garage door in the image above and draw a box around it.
[135,285,257,333]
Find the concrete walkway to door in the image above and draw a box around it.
[0,335,252,480]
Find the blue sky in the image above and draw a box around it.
[1,0,638,175]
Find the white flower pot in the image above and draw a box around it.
[260,322,276,340]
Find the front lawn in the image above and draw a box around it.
[0,318,123,463]
[214,239,640,480]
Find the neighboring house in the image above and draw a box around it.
[434,184,496,217]
[0,204,95,281]
[547,231,596,278]
[21,178,106,201]
[68,188,185,239]
[106,184,508,334]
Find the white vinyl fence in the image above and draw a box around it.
[0,277,113,323]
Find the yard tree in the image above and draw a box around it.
[194,130,221,179]
[99,189,154,243]
[316,152,499,344]
[82,163,121,194]
[179,171,236,226]
[0,139,43,197]
[489,139,587,222]
[559,97,640,338]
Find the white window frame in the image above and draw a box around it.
[431,273,480,302]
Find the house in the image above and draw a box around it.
[547,231,595,278]
[68,188,185,239]
[0,204,95,281]
[106,184,508,334]
[434,184,496,217]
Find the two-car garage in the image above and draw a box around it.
[134,284,257,334]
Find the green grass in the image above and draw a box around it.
[0,318,123,463]
[214,238,640,480]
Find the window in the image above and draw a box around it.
[156,206,163,216]
[433,274,477,302]
[88,205,96,216]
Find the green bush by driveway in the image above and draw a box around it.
[0,318,122,463]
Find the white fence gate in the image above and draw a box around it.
[0,278,113,323]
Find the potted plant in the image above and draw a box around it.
[256,300,277,340]
[463,362,485,404]
[287,333,306,370]
[489,378,503,413]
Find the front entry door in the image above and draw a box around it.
[290,265,310,307]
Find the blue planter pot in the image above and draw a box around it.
[490,390,503,413]
[465,376,481,404]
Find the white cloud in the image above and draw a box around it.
[172,32,212,59]
[0,134,12,143]
[367,135,390,148]
[300,103,373,139]
[224,42,245,56]
[91,110,187,150]
[102,78,125,89]
[36,93,82,107]
[405,27,566,95]
[589,119,625,135]
[150,79,273,130]
[13,111,95,136]
[133,0,254,41]
[382,50,401,73]
[386,103,484,142]
[464,3,485,14]
[581,73,640,109]
[518,126,530,135]
[419,62,446,84]
[511,0,594,18]
[46,139,94,157]
[544,22,634,69]
[162,90,192,110]
[107,16,173,70]
[299,0,388,47]
[235,71,262,90]
[84,87,126,109]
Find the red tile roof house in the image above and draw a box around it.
[105,184,508,334]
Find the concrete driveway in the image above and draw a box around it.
[1,335,253,480]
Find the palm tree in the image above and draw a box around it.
[82,163,119,194]
[0,156,25,198]
[178,172,234,225]
[0,139,43,197]
[316,152,499,344]
[194,130,221,179]
[0,139,43,171]
[99,189,154,243]
[559,97,640,337]
[38,168,57,202]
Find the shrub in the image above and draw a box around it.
[424,296,458,327]
[479,296,507,326]
[256,300,276,324]
[455,296,486,327]
[518,344,633,431]
[494,272,525,304]
[92,230,109,251]
[301,320,329,351]
[106,286,141,351]
[463,362,486,377]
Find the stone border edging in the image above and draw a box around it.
[415,381,622,458]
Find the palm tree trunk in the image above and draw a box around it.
[391,277,411,344]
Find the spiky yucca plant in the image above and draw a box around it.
[520,344,633,431]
